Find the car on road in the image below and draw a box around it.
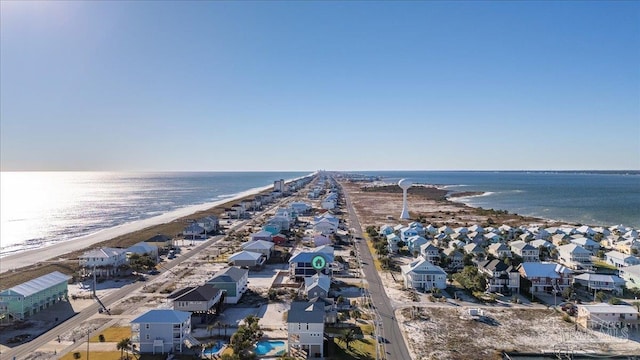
[148,269,160,275]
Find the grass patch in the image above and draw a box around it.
[328,336,376,360]
[90,326,131,342]
[362,234,382,271]
[593,260,617,271]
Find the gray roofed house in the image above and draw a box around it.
[304,273,331,299]
[478,259,520,294]
[168,284,223,314]
[131,309,195,354]
[206,267,248,304]
[287,301,325,358]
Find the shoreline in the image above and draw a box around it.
[0,173,313,274]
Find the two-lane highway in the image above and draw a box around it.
[339,180,412,360]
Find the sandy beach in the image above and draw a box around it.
[0,184,274,273]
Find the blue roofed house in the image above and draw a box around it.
[206,267,249,304]
[517,262,573,294]
[379,225,395,237]
[0,271,72,324]
[419,242,441,265]
[289,251,334,280]
[241,240,275,260]
[400,227,419,242]
[131,309,198,354]
[387,234,401,254]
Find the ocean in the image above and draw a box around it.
[2,170,638,257]
[0,171,311,256]
[359,171,640,229]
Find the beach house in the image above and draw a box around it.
[289,251,333,279]
[387,233,401,254]
[573,273,625,295]
[400,256,447,291]
[509,241,540,262]
[407,235,429,255]
[144,234,173,250]
[126,242,159,262]
[488,243,512,259]
[287,301,325,358]
[228,251,265,268]
[517,262,573,294]
[78,247,128,278]
[569,237,600,255]
[478,259,520,295]
[131,309,197,354]
[206,267,248,304]
[619,264,640,290]
[419,242,441,264]
[576,303,640,330]
[250,230,273,242]
[442,248,464,270]
[167,284,223,321]
[557,243,593,270]
[0,271,71,323]
[304,273,331,299]
[241,240,274,260]
[604,251,640,268]
[183,223,205,240]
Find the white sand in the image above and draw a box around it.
[0,184,274,273]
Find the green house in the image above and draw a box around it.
[0,271,71,323]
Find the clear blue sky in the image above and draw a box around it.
[1,1,638,171]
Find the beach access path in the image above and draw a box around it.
[339,179,412,360]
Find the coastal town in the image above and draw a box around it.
[1,172,639,360]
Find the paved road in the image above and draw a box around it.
[3,187,305,359]
[339,180,412,360]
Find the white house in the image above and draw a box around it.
[419,242,440,264]
[604,251,640,268]
[313,218,338,235]
[510,241,539,262]
[379,225,394,236]
[183,223,206,240]
[131,309,196,354]
[573,273,625,295]
[241,240,275,260]
[400,227,419,242]
[387,234,401,254]
[569,237,600,255]
[250,230,273,242]
[400,256,447,291]
[287,301,325,358]
[488,243,512,259]
[79,247,128,278]
[620,264,640,290]
[577,303,640,330]
[228,251,265,268]
[557,244,593,270]
[126,242,159,261]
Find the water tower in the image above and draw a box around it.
[398,179,413,219]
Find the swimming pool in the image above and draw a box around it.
[255,340,286,356]
[203,340,226,356]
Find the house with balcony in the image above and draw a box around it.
[79,247,128,278]
[419,242,440,264]
[443,248,464,270]
[517,262,573,294]
[167,284,223,323]
[400,256,447,291]
[387,234,401,254]
[131,309,197,354]
[183,223,206,240]
[557,244,593,270]
[407,235,429,255]
[573,273,625,295]
[488,243,512,259]
[510,241,540,262]
[0,271,71,324]
[576,303,640,330]
[620,264,640,290]
[569,237,600,255]
[206,267,248,304]
[478,259,520,295]
[196,216,219,234]
[289,251,333,280]
[604,251,640,268]
[287,301,325,358]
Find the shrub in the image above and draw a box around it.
[73,352,81,359]
[98,334,105,342]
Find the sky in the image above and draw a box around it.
[1,1,639,171]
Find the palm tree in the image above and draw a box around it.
[632,301,640,312]
[116,338,132,359]
[339,329,356,350]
